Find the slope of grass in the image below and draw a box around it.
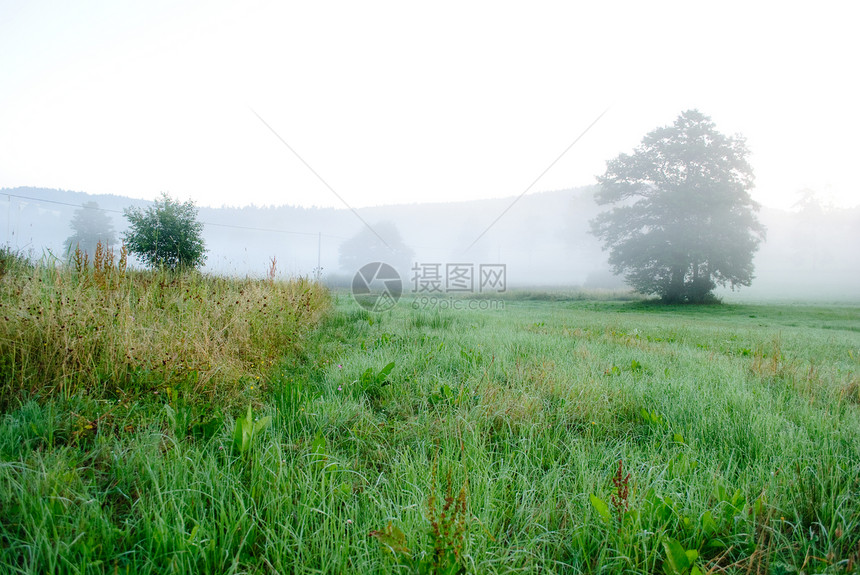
[1,285,858,573]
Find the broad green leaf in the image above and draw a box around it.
[730,488,745,509]
[377,361,396,382]
[311,433,326,455]
[700,510,717,535]
[663,495,676,510]
[360,367,374,385]
[254,415,271,434]
[705,538,727,550]
[439,557,461,575]
[589,494,611,523]
[663,538,692,573]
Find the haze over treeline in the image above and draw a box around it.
[2,186,858,301]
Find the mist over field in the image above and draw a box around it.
[4,4,860,573]
[3,186,858,301]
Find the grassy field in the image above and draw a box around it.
[1,266,859,573]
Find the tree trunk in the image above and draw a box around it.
[664,266,686,303]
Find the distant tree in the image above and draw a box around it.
[590,110,765,303]
[123,193,207,271]
[339,221,414,275]
[789,189,830,271]
[65,201,117,256]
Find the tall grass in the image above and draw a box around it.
[0,246,330,408]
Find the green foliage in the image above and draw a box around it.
[308,432,328,468]
[662,538,702,575]
[231,404,271,455]
[123,193,207,271]
[590,493,612,523]
[428,382,467,408]
[64,201,117,257]
[354,361,395,399]
[641,408,666,428]
[591,110,765,303]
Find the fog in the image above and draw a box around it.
[3,4,859,213]
[3,3,859,302]
[4,186,859,302]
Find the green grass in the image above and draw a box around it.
[1,285,859,573]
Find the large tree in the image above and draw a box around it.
[123,193,207,271]
[591,110,765,303]
[65,201,117,256]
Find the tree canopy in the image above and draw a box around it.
[123,193,207,271]
[591,110,765,303]
[65,201,117,256]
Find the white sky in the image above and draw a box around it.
[1,1,858,210]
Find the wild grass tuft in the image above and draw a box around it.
[0,244,329,408]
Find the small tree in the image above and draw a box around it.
[65,201,117,256]
[123,193,207,271]
[591,110,765,303]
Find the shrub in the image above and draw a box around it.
[123,193,207,271]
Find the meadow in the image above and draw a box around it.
[0,255,858,573]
